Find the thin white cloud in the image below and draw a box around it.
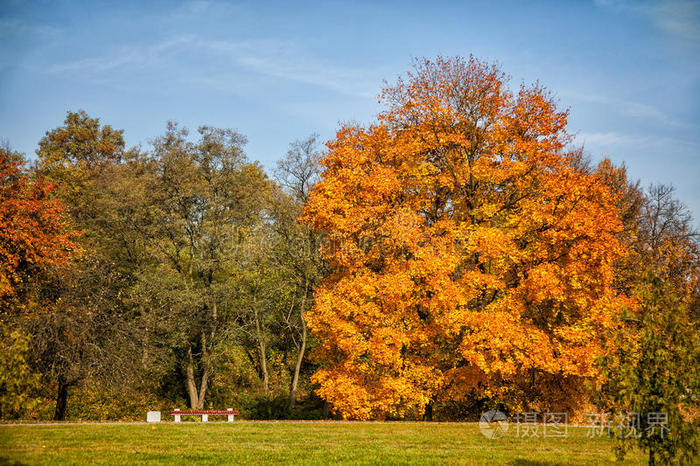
[0,17,61,37]
[235,55,379,98]
[595,0,700,47]
[577,131,699,153]
[619,100,674,123]
[47,35,382,98]
[48,36,196,73]
[653,0,700,43]
[562,90,693,128]
[577,131,635,146]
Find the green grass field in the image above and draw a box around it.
[0,421,646,465]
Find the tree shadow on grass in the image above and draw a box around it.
[0,457,27,466]
[510,460,558,466]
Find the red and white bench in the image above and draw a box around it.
[170,408,239,422]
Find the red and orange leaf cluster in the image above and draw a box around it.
[0,150,77,303]
[303,57,631,419]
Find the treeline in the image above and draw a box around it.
[1,112,325,420]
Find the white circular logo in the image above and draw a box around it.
[479,410,509,439]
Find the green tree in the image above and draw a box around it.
[31,111,136,420]
[0,326,41,419]
[610,275,699,465]
[272,134,325,408]
[600,182,699,465]
[133,122,272,409]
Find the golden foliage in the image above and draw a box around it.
[303,56,630,419]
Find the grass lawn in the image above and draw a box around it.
[0,421,646,465]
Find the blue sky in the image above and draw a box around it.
[1,0,698,220]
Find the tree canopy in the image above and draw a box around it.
[303,56,633,420]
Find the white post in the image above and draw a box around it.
[174,408,181,423]
[227,408,234,422]
[201,414,208,422]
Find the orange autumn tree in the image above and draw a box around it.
[0,148,77,307]
[302,56,630,420]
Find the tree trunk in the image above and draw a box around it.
[184,336,213,410]
[196,330,211,410]
[648,448,655,466]
[289,280,310,409]
[258,338,269,395]
[422,402,433,422]
[141,304,149,369]
[185,344,199,409]
[53,377,70,421]
[254,309,270,395]
[196,367,210,410]
[288,315,307,409]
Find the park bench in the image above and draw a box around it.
[170,408,239,423]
